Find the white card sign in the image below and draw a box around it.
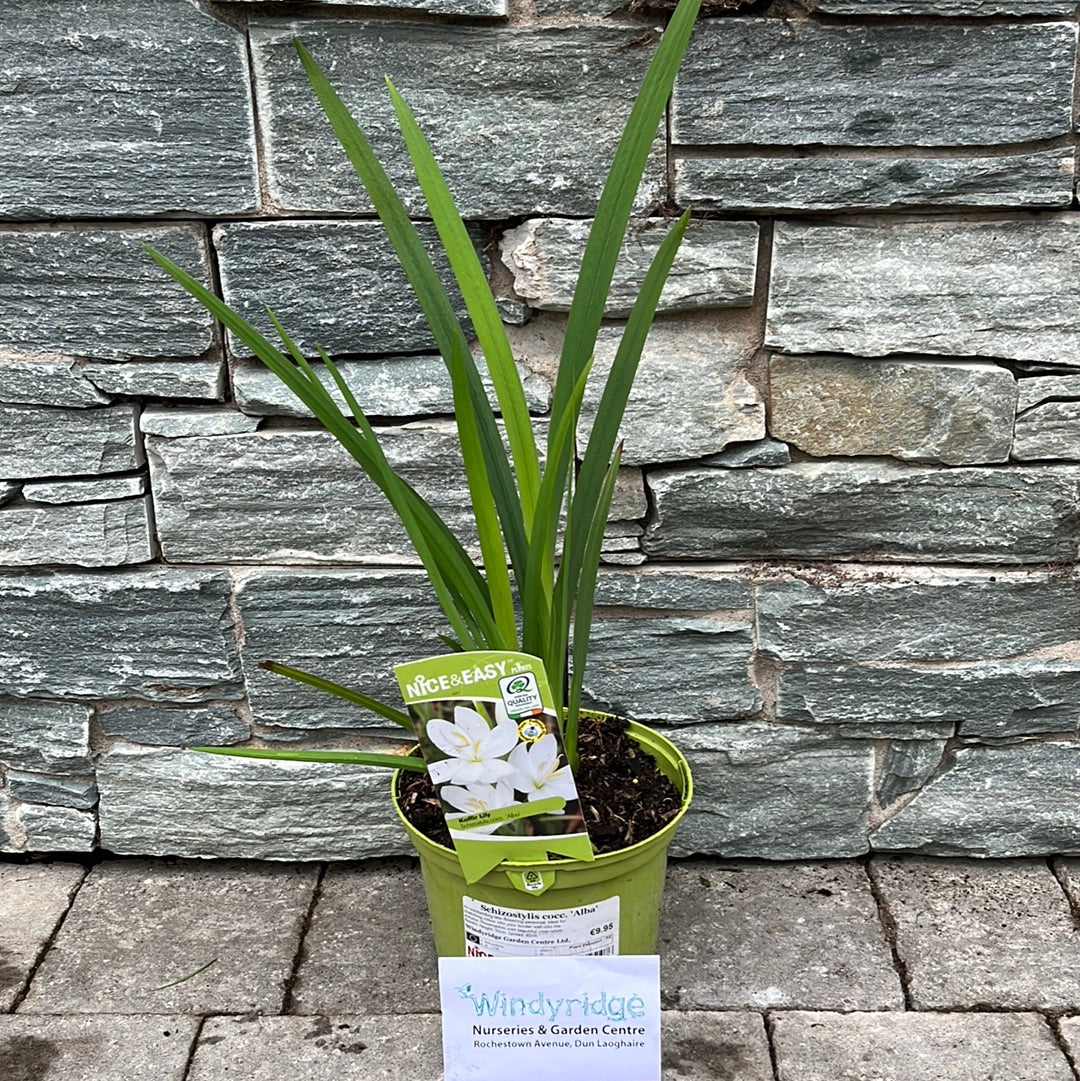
[439,954,661,1081]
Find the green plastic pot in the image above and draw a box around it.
[392,718,692,957]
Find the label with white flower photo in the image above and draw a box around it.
[395,651,595,884]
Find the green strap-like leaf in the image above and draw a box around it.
[562,210,691,604]
[386,78,541,536]
[546,211,691,731]
[259,661,413,730]
[312,344,498,650]
[547,0,703,512]
[294,41,521,651]
[564,444,624,766]
[192,745,427,772]
[146,244,497,650]
[152,245,494,649]
[519,357,594,676]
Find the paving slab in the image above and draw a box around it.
[1053,1016,1080,1066]
[290,859,439,1015]
[659,861,903,1010]
[18,860,317,1015]
[186,1014,443,1081]
[771,1011,1073,1081]
[1051,857,1080,909]
[184,1010,772,1081]
[0,862,84,1010]
[661,1011,773,1081]
[0,1014,198,1081]
[870,857,1080,1010]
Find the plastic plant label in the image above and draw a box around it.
[439,954,661,1081]
[395,651,594,884]
[463,895,619,957]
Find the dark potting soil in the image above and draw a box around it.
[396,713,683,856]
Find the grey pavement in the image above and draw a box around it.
[3,855,1080,1080]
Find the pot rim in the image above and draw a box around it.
[391,715,693,869]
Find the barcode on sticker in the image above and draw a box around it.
[462,895,620,957]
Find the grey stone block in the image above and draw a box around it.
[1014,400,1080,459]
[584,616,759,722]
[0,0,256,219]
[187,1014,444,1081]
[8,773,97,810]
[871,857,1080,1010]
[97,705,248,748]
[0,862,84,1011]
[876,741,947,808]
[148,425,476,564]
[1051,1018,1080,1077]
[0,569,244,701]
[768,356,1017,465]
[0,359,109,407]
[0,793,12,853]
[215,221,469,358]
[660,861,902,1010]
[0,699,92,774]
[1051,857,1080,906]
[19,859,317,1015]
[233,0,505,11]
[806,0,1075,11]
[18,804,95,852]
[1,226,215,360]
[757,569,1080,663]
[499,218,758,315]
[97,747,411,860]
[601,547,644,566]
[292,859,438,1014]
[577,313,765,466]
[504,313,764,468]
[701,438,791,468]
[0,499,153,567]
[778,660,1080,739]
[610,468,648,522]
[1,403,140,479]
[958,663,1080,739]
[236,568,444,728]
[767,218,1080,365]
[603,521,642,545]
[593,567,751,611]
[644,461,1080,563]
[661,1012,774,1081]
[671,723,873,859]
[80,360,225,400]
[22,475,145,503]
[674,150,1074,213]
[0,1015,198,1081]
[252,19,664,217]
[673,21,1075,145]
[531,0,626,11]
[1017,373,1080,411]
[870,743,1080,856]
[140,407,259,438]
[232,354,551,419]
[772,1011,1073,1081]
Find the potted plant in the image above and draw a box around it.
[148,0,703,957]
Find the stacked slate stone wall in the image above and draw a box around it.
[2,0,1079,860]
